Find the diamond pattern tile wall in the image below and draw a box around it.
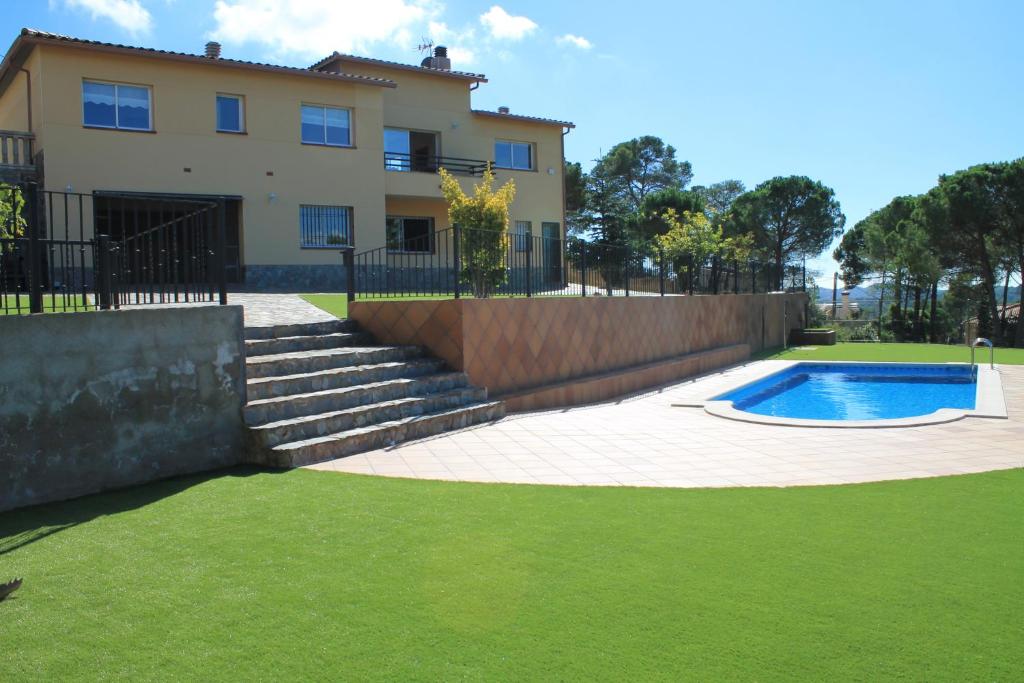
[351,293,807,398]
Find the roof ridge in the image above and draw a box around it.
[311,51,487,82]
[14,28,395,87]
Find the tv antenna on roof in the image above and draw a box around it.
[416,38,434,55]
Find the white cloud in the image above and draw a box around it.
[447,46,475,66]
[480,5,537,41]
[64,0,153,34]
[210,0,437,59]
[556,33,592,50]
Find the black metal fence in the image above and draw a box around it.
[345,226,806,301]
[1,182,228,315]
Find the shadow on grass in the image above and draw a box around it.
[0,466,277,556]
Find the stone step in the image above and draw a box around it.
[256,400,506,468]
[246,345,422,379]
[244,319,356,341]
[244,372,470,425]
[245,331,372,356]
[249,386,489,449]
[246,358,446,401]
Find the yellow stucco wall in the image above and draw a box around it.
[0,43,568,276]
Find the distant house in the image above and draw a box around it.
[0,29,573,289]
[963,303,1021,342]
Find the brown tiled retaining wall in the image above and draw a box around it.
[350,293,806,410]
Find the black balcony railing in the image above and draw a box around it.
[340,225,807,302]
[384,152,489,177]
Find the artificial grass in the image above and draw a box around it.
[1,468,1022,680]
[759,342,1024,365]
[301,293,456,320]
[0,294,93,315]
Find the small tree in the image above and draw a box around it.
[657,208,723,292]
[0,184,26,240]
[439,166,516,298]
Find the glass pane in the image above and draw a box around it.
[512,143,531,170]
[404,219,431,252]
[82,81,116,127]
[217,95,241,131]
[116,85,150,130]
[494,141,512,168]
[301,105,324,144]
[386,217,403,249]
[325,107,350,146]
[384,128,410,171]
[515,220,531,251]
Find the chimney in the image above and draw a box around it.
[420,45,452,70]
[205,41,222,59]
[498,106,510,114]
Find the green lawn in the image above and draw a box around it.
[759,341,1024,364]
[0,294,93,315]
[302,293,457,320]
[2,468,1022,680]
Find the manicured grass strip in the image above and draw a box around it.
[1,468,1022,680]
[0,294,94,316]
[758,341,1024,364]
[301,293,461,319]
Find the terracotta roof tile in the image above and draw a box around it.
[310,51,487,82]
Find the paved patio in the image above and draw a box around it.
[121,292,337,327]
[307,361,1024,487]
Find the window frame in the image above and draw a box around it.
[299,204,353,249]
[216,93,246,134]
[300,103,353,148]
[494,139,534,171]
[386,215,436,254]
[82,79,153,132]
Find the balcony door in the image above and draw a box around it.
[384,128,438,173]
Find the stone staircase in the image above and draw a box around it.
[244,319,504,467]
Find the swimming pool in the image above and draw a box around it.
[711,363,977,421]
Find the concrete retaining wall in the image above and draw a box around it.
[0,306,247,512]
[351,293,807,410]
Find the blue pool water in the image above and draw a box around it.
[713,363,976,421]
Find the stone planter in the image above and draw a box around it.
[789,328,836,346]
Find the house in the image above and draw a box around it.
[0,29,573,289]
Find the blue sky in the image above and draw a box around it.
[12,0,1024,281]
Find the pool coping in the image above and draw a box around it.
[698,361,1008,428]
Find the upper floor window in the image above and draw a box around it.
[216,94,245,133]
[301,104,351,147]
[82,80,152,131]
[300,204,352,248]
[494,140,532,170]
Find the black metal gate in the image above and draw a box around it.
[0,182,228,315]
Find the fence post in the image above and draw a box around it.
[687,254,694,296]
[751,262,757,294]
[96,234,113,310]
[215,199,228,305]
[24,183,43,313]
[525,236,532,297]
[453,223,461,299]
[579,240,587,297]
[342,247,355,303]
[733,259,739,295]
[623,252,630,297]
[658,247,665,296]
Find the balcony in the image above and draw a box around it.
[0,130,36,181]
[384,152,488,177]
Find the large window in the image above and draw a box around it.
[216,94,245,133]
[82,80,152,131]
[387,216,434,253]
[300,205,352,248]
[384,128,439,172]
[494,140,533,170]
[301,104,351,146]
[513,220,532,252]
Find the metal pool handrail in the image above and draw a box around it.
[971,337,994,369]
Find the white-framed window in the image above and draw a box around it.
[82,80,152,131]
[216,93,245,133]
[301,104,351,146]
[387,216,434,253]
[494,140,533,170]
[300,205,352,248]
[513,220,532,252]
